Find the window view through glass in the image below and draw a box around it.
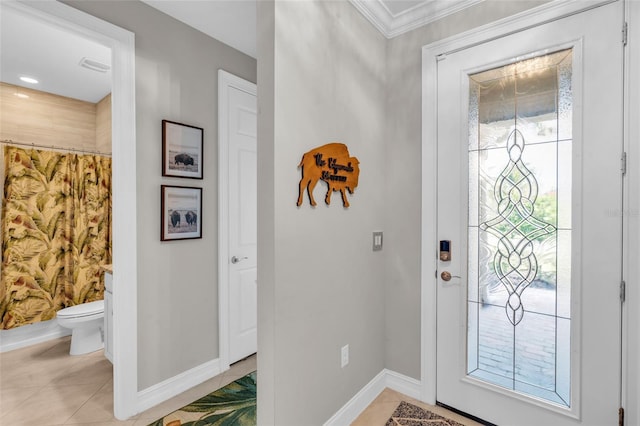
[467,49,572,406]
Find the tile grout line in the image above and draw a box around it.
[62,389,103,425]
[61,374,113,425]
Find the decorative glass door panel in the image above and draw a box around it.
[434,3,622,423]
[467,49,573,406]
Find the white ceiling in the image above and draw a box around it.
[141,0,257,58]
[0,5,112,104]
[0,0,479,103]
[141,0,483,57]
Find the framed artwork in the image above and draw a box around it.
[161,185,202,241]
[162,119,203,179]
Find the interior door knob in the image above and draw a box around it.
[231,256,248,264]
[440,271,461,281]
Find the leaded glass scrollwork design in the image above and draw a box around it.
[479,129,556,325]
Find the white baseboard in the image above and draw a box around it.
[137,358,224,414]
[324,369,422,426]
[136,363,418,424]
[384,369,421,400]
[324,370,388,426]
[0,320,71,353]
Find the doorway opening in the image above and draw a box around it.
[2,1,138,419]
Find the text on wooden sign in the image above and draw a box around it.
[297,143,360,208]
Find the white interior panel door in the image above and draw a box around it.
[220,71,257,364]
[435,2,623,424]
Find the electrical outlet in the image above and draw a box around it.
[341,344,349,368]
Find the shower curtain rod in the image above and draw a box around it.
[1,139,112,157]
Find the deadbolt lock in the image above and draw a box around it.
[439,240,451,261]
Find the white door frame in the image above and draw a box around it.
[421,0,638,421]
[6,1,138,419]
[623,2,640,424]
[218,69,257,370]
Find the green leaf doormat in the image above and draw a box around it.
[148,371,256,426]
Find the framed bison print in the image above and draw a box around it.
[161,185,202,241]
[162,119,203,179]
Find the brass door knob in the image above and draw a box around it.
[440,271,461,282]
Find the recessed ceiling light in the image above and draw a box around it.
[19,76,38,84]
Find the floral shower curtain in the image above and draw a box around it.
[0,146,112,330]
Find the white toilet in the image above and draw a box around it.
[57,300,105,355]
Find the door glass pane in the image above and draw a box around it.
[467,49,572,407]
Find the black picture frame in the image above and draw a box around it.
[162,119,203,179]
[161,185,202,241]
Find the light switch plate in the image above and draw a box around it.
[373,231,383,251]
[341,344,349,368]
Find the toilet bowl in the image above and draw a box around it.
[57,300,104,355]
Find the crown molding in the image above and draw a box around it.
[350,0,484,38]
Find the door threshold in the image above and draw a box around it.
[436,401,497,426]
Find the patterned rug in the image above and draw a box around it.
[148,371,256,426]
[386,401,467,426]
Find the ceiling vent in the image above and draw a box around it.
[79,57,111,73]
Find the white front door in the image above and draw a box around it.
[219,70,257,364]
[434,2,624,424]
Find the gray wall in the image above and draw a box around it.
[384,0,550,380]
[63,0,256,390]
[256,0,276,422]
[65,0,554,417]
[258,1,387,424]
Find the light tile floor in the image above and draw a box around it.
[2,337,479,426]
[352,388,483,426]
[0,336,256,426]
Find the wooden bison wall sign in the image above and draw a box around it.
[297,143,360,208]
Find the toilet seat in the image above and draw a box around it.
[57,300,104,318]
